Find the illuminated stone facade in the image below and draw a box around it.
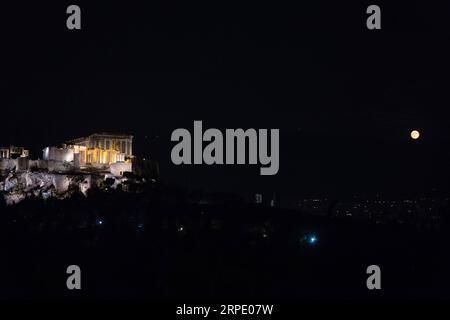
[67,133,133,166]
[0,146,29,159]
[41,133,133,176]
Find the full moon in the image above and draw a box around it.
[410,130,420,140]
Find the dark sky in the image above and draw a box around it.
[3,1,450,197]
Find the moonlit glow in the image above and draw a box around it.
[410,130,420,140]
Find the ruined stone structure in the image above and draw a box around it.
[1,133,133,177]
[42,133,133,176]
[0,133,155,205]
[0,145,29,159]
[67,133,133,165]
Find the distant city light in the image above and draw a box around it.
[96,218,104,226]
[300,233,318,246]
[137,223,145,233]
[308,235,317,244]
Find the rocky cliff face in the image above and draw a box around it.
[0,171,93,205]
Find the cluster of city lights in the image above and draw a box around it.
[300,233,319,246]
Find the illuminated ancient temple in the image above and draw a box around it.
[42,133,134,176]
[66,133,133,166]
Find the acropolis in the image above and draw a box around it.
[1,133,134,176]
[0,133,136,205]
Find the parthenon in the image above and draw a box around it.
[66,133,133,166]
[1,133,134,177]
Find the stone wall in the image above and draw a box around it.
[17,157,29,171]
[0,158,17,172]
[46,160,74,173]
[110,162,132,177]
[43,147,74,162]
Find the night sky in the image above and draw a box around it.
[3,1,450,197]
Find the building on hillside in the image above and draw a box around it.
[66,133,133,165]
[42,133,134,176]
[0,146,29,159]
